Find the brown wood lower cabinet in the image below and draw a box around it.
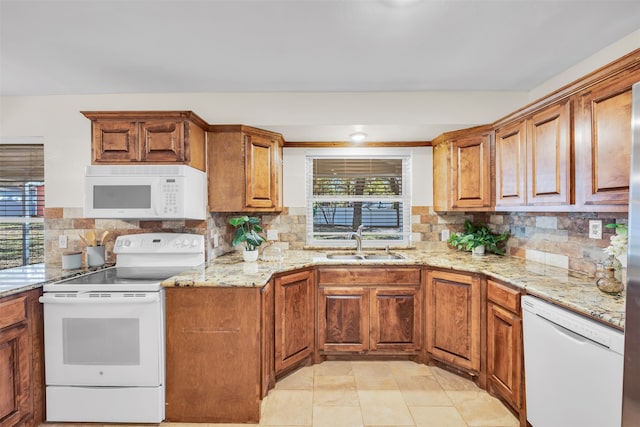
[274,270,314,374]
[317,267,422,355]
[163,264,529,425]
[370,287,422,352]
[165,286,269,423]
[486,279,525,424]
[318,287,370,352]
[0,289,44,427]
[426,270,481,372]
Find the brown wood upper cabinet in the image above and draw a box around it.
[495,100,571,209]
[0,289,44,427]
[208,125,284,212]
[426,269,481,373]
[274,270,314,374]
[433,126,492,211]
[576,75,634,209]
[317,267,422,354]
[82,111,207,171]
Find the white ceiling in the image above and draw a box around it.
[2,0,640,97]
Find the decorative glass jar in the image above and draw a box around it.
[596,256,624,295]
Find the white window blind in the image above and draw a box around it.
[0,144,45,270]
[306,151,411,248]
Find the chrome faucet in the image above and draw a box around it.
[349,225,364,254]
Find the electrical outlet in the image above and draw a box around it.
[213,234,220,248]
[267,229,279,241]
[59,235,68,248]
[441,229,450,241]
[589,220,603,239]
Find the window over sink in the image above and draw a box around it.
[306,149,411,248]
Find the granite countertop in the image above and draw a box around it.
[163,249,626,330]
[0,263,112,298]
[2,249,625,330]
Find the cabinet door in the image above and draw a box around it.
[92,120,139,162]
[140,120,186,162]
[0,323,32,427]
[487,303,522,409]
[579,82,632,207]
[451,133,491,209]
[245,134,279,209]
[318,287,369,353]
[426,270,480,372]
[495,121,527,207]
[370,287,422,351]
[527,101,571,206]
[274,271,314,374]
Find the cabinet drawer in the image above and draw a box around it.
[318,267,420,286]
[0,295,27,330]
[487,280,521,314]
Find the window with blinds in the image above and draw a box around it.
[306,151,411,247]
[0,144,45,270]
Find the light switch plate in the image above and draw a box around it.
[589,220,603,239]
[267,229,279,241]
[441,229,450,241]
[59,235,68,248]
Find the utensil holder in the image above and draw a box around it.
[86,245,105,267]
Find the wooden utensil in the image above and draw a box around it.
[99,230,109,246]
[85,230,96,246]
[78,234,91,247]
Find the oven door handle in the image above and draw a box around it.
[39,293,160,304]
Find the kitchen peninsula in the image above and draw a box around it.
[161,248,625,424]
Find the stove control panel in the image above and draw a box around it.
[114,233,205,254]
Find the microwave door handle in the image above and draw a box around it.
[152,179,165,217]
[39,293,160,305]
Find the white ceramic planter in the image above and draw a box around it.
[243,249,259,262]
[472,245,485,256]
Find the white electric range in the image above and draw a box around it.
[40,232,204,423]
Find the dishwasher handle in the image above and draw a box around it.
[39,292,160,305]
[539,313,592,345]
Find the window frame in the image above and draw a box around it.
[0,139,45,270]
[305,148,412,248]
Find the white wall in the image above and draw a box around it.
[529,29,640,101]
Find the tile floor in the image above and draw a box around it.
[43,361,520,427]
[205,360,520,427]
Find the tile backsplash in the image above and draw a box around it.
[45,206,627,276]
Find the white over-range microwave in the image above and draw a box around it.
[84,165,207,220]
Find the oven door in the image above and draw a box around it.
[40,290,164,387]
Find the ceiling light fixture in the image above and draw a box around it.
[350,132,368,143]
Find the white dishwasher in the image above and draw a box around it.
[522,295,625,427]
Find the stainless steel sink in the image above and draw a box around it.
[325,254,364,260]
[363,254,404,260]
[324,252,404,261]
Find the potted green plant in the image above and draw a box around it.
[229,216,266,262]
[447,220,509,256]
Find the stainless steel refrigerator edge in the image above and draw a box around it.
[622,81,640,426]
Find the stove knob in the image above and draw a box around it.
[174,238,183,247]
[191,239,198,247]
[122,239,131,247]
